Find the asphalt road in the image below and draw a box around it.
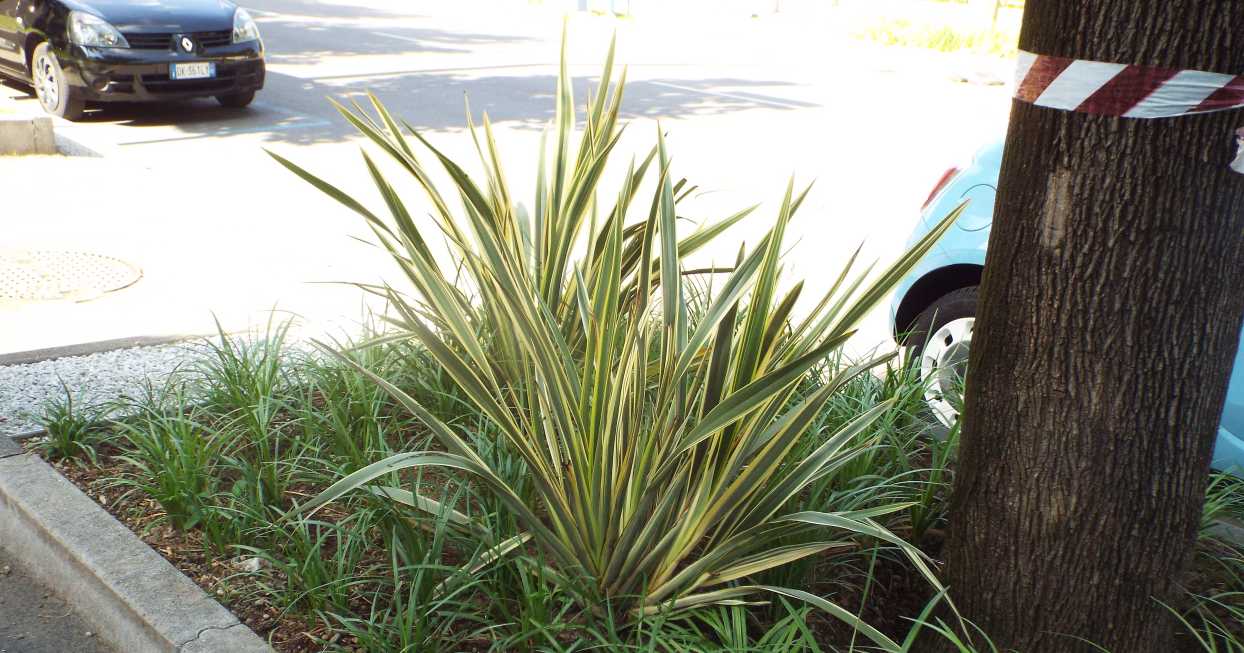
[1,0,1011,354]
[0,549,114,653]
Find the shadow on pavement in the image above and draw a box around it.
[258,18,538,64]
[351,71,819,131]
[247,0,419,20]
[69,69,817,147]
[12,7,818,150]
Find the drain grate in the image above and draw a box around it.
[0,250,143,302]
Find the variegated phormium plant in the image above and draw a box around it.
[270,33,962,650]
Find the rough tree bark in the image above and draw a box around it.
[941,2,1244,651]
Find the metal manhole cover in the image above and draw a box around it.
[0,250,143,302]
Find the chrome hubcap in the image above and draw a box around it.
[919,317,974,426]
[34,54,59,111]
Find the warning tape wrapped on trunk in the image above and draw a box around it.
[1014,51,1244,118]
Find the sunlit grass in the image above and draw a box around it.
[846,1,1022,58]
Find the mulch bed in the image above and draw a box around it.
[32,441,347,653]
[41,437,1234,652]
[37,436,949,652]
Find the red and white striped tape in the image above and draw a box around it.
[1015,51,1244,118]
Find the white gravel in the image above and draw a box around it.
[0,342,205,437]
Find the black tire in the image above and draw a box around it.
[216,90,255,108]
[904,285,979,428]
[903,286,979,360]
[30,43,85,121]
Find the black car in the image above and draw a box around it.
[0,0,264,120]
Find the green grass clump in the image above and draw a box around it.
[34,385,108,462]
[111,401,221,532]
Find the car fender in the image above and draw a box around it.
[890,239,989,336]
[16,0,64,74]
[1221,328,1244,451]
[1213,426,1244,474]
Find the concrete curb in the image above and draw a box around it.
[0,115,55,154]
[0,333,204,367]
[0,86,103,157]
[0,452,271,652]
[0,434,21,458]
[55,130,104,157]
[8,427,47,440]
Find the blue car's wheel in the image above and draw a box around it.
[909,286,978,427]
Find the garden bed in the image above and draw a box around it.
[20,325,966,652]
[43,447,326,652]
[23,329,1244,652]
[40,439,947,651]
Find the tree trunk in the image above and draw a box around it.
[941,2,1244,651]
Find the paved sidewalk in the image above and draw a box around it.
[0,0,1012,359]
[0,152,393,356]
[0,549,114,653]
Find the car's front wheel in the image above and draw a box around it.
[906,286,978,427]
[31,43,85,121]
[216,90,255,108]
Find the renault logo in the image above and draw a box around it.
[180,36,194,52]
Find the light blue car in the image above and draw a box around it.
[890,137,1244,471]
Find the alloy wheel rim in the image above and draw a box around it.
[34,54,59,112]
[919,317,974,427]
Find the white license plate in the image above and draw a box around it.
[170,62,215,80]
